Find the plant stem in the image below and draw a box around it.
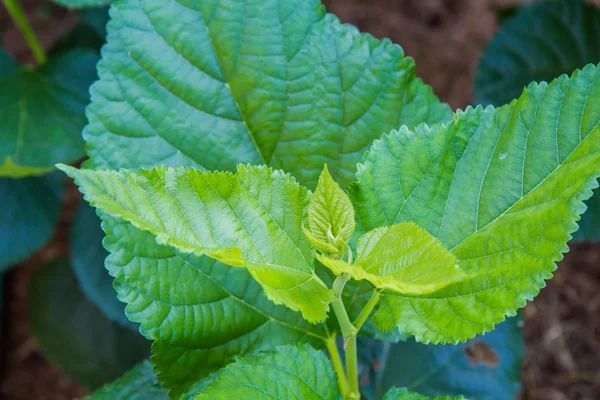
[326,335,349,396]
[332,273,360,400]
[2,0,46,65]
[352,289,381,331]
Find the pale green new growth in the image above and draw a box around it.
[195,345,341,400]
[318,223,463,294]
[354,63,600,343]
[58,164,333,323]
[304,165,355,255]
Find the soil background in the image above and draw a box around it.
[1,0,599,399]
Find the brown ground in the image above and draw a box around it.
[1,0,598,399]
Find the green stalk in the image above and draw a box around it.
[332,273,360,400]
[2,0,47,65]
[352,289,381,331]
[326,335,349,396]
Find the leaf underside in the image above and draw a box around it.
[318,223,463,294]
[382,387,465,400]
[354,63,600,344]
[475,0,600,241]
[84,0,450,189]
[0,49,98,177]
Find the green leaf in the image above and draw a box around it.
[0,49,98,177]
[83,0,451,189]
[29,259,150,389]
[377,317,524,399]
[195,345,341,400]
[99,215,326,399]
[50,0,113,9]
[381,387,465,400]
[475,0,600,242]
[61,164,333,322]
[70,201,133,328]
[475,0,600,107]
[304,165,355,255]
[0,172,64,271]
[318,223,463,294]
[84,360,168,400]
[353,64,600,343]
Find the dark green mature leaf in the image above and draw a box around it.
[0,172,64,271]
[50,0,113,9]
[196,345,341,400]
[84,360,168,400]
[29,259,150,389]
[475,0,600,107]
[95,214,327,399]
[84,0,451,189]
[70,202,133,328]
[475,0,600,242]
[381,388,465,400]
[60,164,333,322]
[354,64,600,343]
[377,317,524,399]
[0,49,98,177]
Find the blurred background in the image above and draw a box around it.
[0,0,598,399]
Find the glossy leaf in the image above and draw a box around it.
[304,165,355,255]
[50,0,113,9]
[70,201,132,328]
[61,164,333,322]
[0,172,64,271]
[353,64,600,343]
[83,0,451,189]
[475,0,600,242]
[318,223,463,294]
[382,388,465,400]
[84,360,168,400]
[196,345,341,400]
[29,259,150,389]
[377,317,524,399]
[0,49,98,177]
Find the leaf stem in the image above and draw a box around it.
[352,289,381,331]
[2,0,46,65]
[326,335,349,396]
[332,273,360,400]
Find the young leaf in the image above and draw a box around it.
[0,172,64,271]
[377,317,524,399]
[195,345,341,400]
[83,0,451,189]
[60,164,333,323]
[304,165,355,255]
[29,259,150,389]
[0,49,98,177]
[318,223,463,294]
[70,202,133,328]
[382,387,465,400]
[50,0,113,9]
[84,360,168,400]
[353,64,600,343]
